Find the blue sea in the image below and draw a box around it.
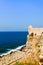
[0,32,28,55]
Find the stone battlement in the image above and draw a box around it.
[28,25,43,35]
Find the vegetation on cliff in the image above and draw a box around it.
[15,62,39,65]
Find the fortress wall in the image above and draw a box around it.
[28,26,43,35]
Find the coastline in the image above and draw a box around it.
[0,26,43,65]
[0,44,25,57]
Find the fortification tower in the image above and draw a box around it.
[28,25,43,65]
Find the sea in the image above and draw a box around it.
[0,31,28,56]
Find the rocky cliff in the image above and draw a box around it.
[0,26,43,65]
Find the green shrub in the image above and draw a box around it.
[15,62,24,65]
[14,62,39,65]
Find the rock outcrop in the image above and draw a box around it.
[27,26,43,65]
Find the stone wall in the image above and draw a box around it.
[28,25,43,35]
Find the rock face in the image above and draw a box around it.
[0,25,43,65]
[26,26,43,65]
[26,33,41,65]
[40,33,43,57]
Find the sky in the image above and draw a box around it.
[0,0,43,31]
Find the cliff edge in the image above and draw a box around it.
[0,25,43,65]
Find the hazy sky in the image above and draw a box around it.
[0,0,43,31]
